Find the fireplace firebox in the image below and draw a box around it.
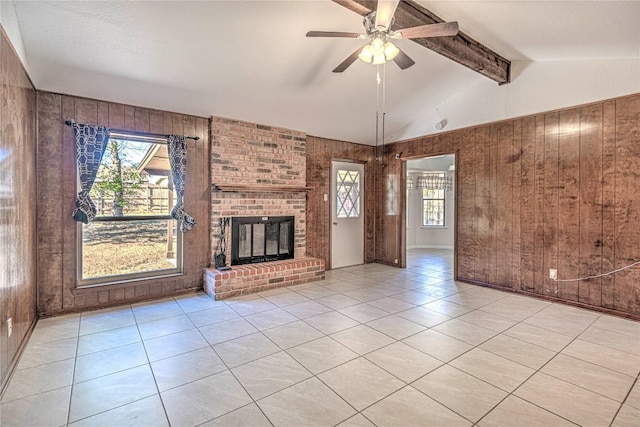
[231,216,295,265]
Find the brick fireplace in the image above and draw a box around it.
[204,116,325,299]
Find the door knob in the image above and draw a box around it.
[333,222,338,225]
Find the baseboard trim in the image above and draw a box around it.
[38,287,201,318]
[458,278,640,321]
[0,315,38,399]
[407,245,454,250]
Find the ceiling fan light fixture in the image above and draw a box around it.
[372,53,386,65]
[358,45,373,63]
[383,41,399,60]
[370,37,385,55]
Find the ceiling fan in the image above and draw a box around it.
[307,0,459,72]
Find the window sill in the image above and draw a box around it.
[75,272,184,293]
[421,226,448,229]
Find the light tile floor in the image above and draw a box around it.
[2,249,639,426]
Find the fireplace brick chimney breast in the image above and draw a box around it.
[210,116,308,266]
[206,116,324,300]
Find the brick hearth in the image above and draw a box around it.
[203,258,325,300]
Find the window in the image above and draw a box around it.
[336,169,360,218]
[79,136,181,284]
[422,173,446,227]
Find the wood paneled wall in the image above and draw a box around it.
[378,93,640,316]
[374,144,407,267]
[0,27,37,393]
[306,136,375,269]
[37,92,210,316]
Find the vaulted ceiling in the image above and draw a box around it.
[4,1,639,144]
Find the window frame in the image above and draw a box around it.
[335,168,361,219]
[76,135,183,287]
[421,173,447,228]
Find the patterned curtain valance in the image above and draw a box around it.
[406,176,415,190]
[72,123,111,223]
[415,173,453,191]
[167,135,196,232]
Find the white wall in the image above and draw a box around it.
[0,1,30,73]
[397,58,640,142]
[407,170,455,250]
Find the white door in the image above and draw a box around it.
[331,161,365,269]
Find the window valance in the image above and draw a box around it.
[414,173,453,191]
[69,121,196,232]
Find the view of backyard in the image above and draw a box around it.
[82,220,177,279]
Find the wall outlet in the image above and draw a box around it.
[323,194,328,202]
[7,317,12,338]
[549,269,557,280]
[394,258,398,264]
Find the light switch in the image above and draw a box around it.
[323,194,328,202]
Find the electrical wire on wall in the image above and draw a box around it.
[552,261,640,282]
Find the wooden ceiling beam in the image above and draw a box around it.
[332,0,511,84]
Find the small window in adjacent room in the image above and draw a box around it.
[79,136,182,285]
[422,173,446,227]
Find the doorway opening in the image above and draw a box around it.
[405,154,455,272]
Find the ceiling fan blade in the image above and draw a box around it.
[332,47,363,73]
[375,0,400,30]
[396,22,459,39]
[392,48,415,70]
[306,31,362,38]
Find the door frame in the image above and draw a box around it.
[329,158,367,270]
[400,151,458,280]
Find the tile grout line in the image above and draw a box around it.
[202,262,450,424]
[608,372,640,427]
[62,304,162,426]
[307,268,485,423]
[212,290,408,424]
[67,303,171,426]
[473,310,605,426]
[388,299,574,425]
[208,328,279,426]
[63,313,82,427]
[136,299,176,427]
[245,285,479,423]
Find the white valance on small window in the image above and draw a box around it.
[406,175,415,190]
[415,173,453,191]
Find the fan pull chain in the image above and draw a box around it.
[375,64,387,164]
[375,66,381,161]
[375,111,379,161]
[382,62,386,157]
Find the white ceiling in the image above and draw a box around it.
[7,1,640,145]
